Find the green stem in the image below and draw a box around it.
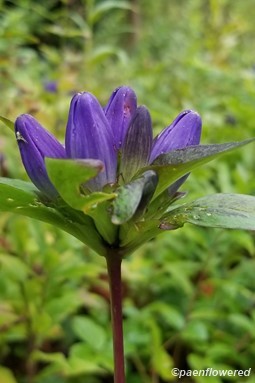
[106,252,125,383]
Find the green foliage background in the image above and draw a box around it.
[0,0,255,382]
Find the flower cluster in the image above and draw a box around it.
[5,85,254,255]
[15,86,202,199]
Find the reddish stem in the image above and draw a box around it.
[106,252,125,383]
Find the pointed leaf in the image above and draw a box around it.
[46,158,116,212]
[0,116,14,131]
[164,194,255,230]
[112,171,157,225]
[75,192,117,213]
[112,181,143,225]
[145,138,255,198]
[145,188,186,220]
[89,1,132,25]
[0,178,39,208]
[0,177,106,256]
[133,170,158,219]
[87,201,118,244]
[72,316,106,350]
[119,219,162,254]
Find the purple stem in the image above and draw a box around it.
[106,252,125,383]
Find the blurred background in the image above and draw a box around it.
[0,0,255,382]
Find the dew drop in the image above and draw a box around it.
[29,199,43,207]
[7,198,14,202]
[193,215,200,220]
[206,213,212,216]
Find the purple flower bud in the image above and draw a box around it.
[65,92,117,191]
[15,114,66,198]
[150,110,202,163]
[43,81,58,93]
[121,105,153,182]
[104,86,137,150]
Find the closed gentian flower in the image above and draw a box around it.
[104,86,137,150]
[149,110,202,196]
[15,114,66,198]
[149,110,202,163]
[65,92,117,191]
[121,105,153,181]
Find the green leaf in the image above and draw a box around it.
[68,351,103,375]
[32,351,68,370]
[72,316,106,351]
[0,115,14,131]
[164,194,255,230]
[0,254,29,282]
[88,46,127,65]
[0,178,40,209]
[145,139,255,198]
[144,302,185,330]
[112,171,158,224]
[119,218,162,256]
[89,1,132,26]
[87,201,118,244]
[0,367,17,383]
[182,320,209,342]
[46,158,116,212]
[146,319,173,380]
[0,177,106,256]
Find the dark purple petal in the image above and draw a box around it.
[104,86,137,149]
[65,92,117,191]
[15,114,66,198]
[150,110,202,163]
[121,106,153,182]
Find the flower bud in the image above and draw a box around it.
[104,86,137,150]
[150,110,202,163]
[65,92,117,191]
[15,114,66,198]
[121,106,153,182]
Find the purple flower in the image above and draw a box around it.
[15,86,202,200]
[65,92,117,191]
[121,105,153,181]
[15,114,66,198]
[149,110,202,196]
[104,86,137,150]
[43,81,58,93]
[150,110,202,163]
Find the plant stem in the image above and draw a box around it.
[106,252,125,383]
